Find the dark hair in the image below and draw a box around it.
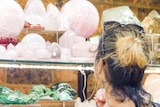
[95,21,151,106]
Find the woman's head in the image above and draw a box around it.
[94,21,151,106]
[95,21,150,87]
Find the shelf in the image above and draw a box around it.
[22,28,65,35]
[146,64,160,73]
[0,58,94,65]
[90,0,160,10]
[22,28,66,42]
[0,58,94,71]
[0,100,75,107]
[0,58,160,73]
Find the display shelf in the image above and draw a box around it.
[146,64,160,73]
[90,0,160,10]
[37,100,75,107]
[0,58,94,103]
[0,100,75,107]
[0,58,94,69]
[0,59,159,73]
[0,104,41,107]
[22,28,66,42]
[22,28,65,35]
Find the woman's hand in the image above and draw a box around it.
[94,88,106,107]
[94,96,106,107]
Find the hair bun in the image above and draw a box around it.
[116,36,148,68]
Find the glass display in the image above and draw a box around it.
[0,31,158,73]
[146,34,160,64]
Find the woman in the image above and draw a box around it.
[94,21,159,107]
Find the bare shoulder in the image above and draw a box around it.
[152,102,160,107]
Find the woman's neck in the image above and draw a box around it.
[104,85,135,107]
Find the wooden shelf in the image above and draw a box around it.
[0,100,75,107]
[22,28,65,36]
[90,0,160,10]
[21,28,66,42]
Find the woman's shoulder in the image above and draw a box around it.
[152,102,160,107]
